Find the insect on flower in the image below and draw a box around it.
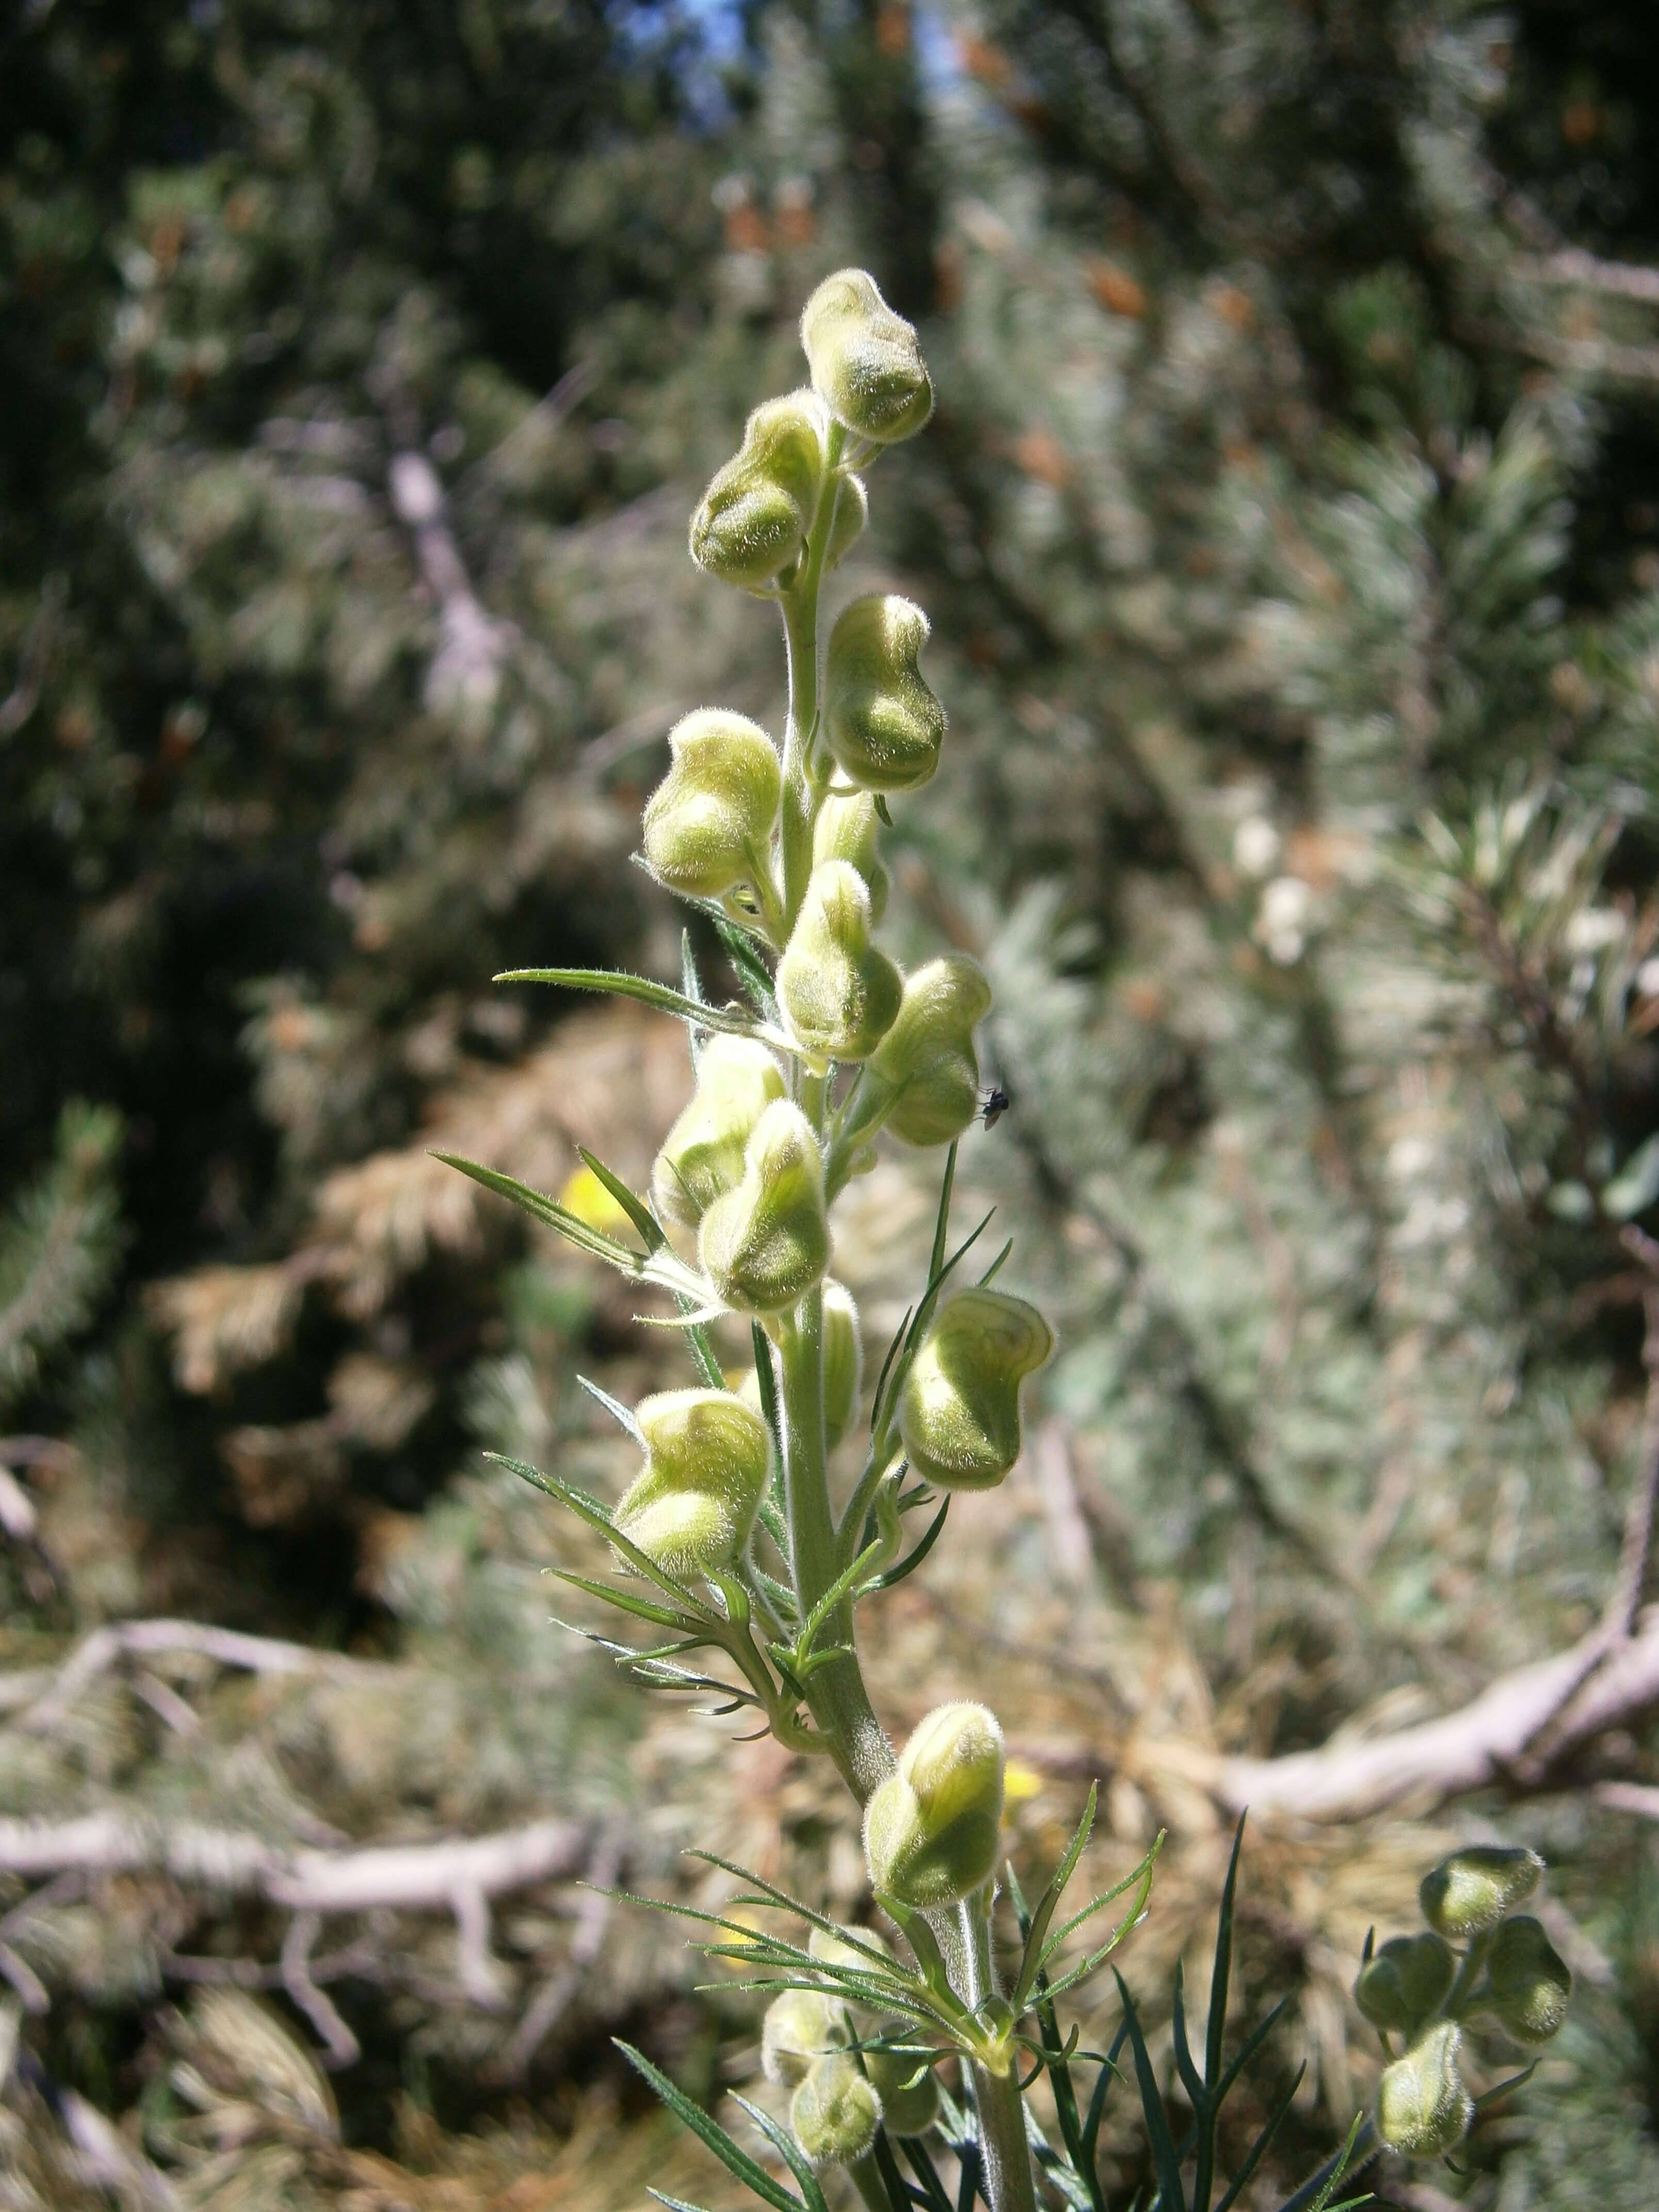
[979,1084,1011,1129]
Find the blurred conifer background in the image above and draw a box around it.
[5,1,1659,2203]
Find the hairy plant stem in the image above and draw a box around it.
[779,421,845,926]
[778,1290,892,1803]
[771,416,1038,2212]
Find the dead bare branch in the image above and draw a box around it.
[0,1808,587,1911]
[15,1615,392,1735]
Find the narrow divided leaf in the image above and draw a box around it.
[496,966,759,1035]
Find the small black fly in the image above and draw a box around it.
[979,1085,1011,1130]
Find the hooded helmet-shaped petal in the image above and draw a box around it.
[897,1288,1053,1492]
[611,1388,771,1581]
[642,710,781,900]
[698,1100,831,1314]
[824,595,945,794]
[801,269,933,446]
[778,860,902,1062]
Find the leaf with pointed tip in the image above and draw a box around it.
[712,914,780,1016]
[728,2096,832,2212]
[1207,1817,1246,2094]
[1210,2065,1304,2212]
[438,1153,642,1267]
[497,967,759,1035]
[1011,1783,1099,2012]
[578,1374,644,1442]
[1080,2021,1131,2170]
[1113,1975,1185,2212]
[979,1239,1014,1286]
[872,1499,949,1591]
[578,1148,665,1253]
[1172,1958,1206,2115]
[487,1453,716,1619]
[616,2043,805,2212]
[899,2137,955,2212]
[546,1568,700,1633]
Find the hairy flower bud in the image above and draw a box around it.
[824,595,945,793]
[822,1281,863,1449]
[778,860,902,1061]
[762,1988,843,2087]
[790,2052,882,2171]
[864,1701,1004,1909]
[864,957,991,1146]
[1486,1916,1571,2043]
[897,1289,1053,1492]
[801,269,933,446]
[813,792,889,921]
[1420,1847,1543,1940]
[690,391,826,591]
[1375,2022,1472,2157]
[652,1037,785,1232]
[611,1389,770,1580]
[864,2042,940,2138]
[643,710,781,900]
[700,1100,830,1313]
[1355,1933,1455,2038]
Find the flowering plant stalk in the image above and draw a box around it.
[444,276,1552,2212]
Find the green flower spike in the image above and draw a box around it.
[651,1036,785,1233]
[698,1099,831,1313]
[801,268,934,446]
[822,1281,863,1448]
[1420,1846,1543,1940]
[824,594,946,794]
[1355,1932,1456,2039]
[642,709,781,901]
[762,1988,844,2088]
[778,860,903,1061]
[610,1389,771,1581]
[865,2042,940,2138]
[864,956,991,1146]
[689,390,826,593]
[897,1288,1054,1492]
[812,790,889,921]
[864,1700,1005,1909]
[790,2052,883,2172]
[1375,2021,1472,2157]
[1486,1915,1572,2043]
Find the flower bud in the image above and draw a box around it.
[642,710,782,900]
[813,792,888,921]
[865,957,991,1146]
[864,2042,939,2138]
[864,1701,1004,1909]
[1486,1915,1571,2043]
[1420,1846,1542,1940]
[825,472,869,573]
[801,269,933,446]
[690,391,826,592]
[822,1281,864,1449]
[1375,2022,1472,2157]
[652,1037,786,1231]
[762,1988,843,2087]
[611,1389,771,1580]
[897,1289,1053,1492]
[824,596,945,794]
[790,2052,882,2172]
[699,1100,831,1313]
[778,861,902,1062]
[1354,1932,1455,2038]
